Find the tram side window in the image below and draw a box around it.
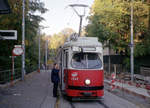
[64,52,68,68]
[71,53,102,69]
[63,51,65,67]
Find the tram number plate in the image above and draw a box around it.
[71,77,78,80]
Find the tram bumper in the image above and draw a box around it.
[67,90,104,101]
[81,92,92,97]
[66,89,104,98]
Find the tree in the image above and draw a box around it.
[85,0,150,73]
[48,28,75,60]
[0,0,47,83]
[86,0,149,55]
[49,28,75,50]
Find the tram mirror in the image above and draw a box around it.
[80,47,83,53]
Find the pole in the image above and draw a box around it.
[78,16,83,37]
[108,40,111,74]
[69,4,88,37]
[22,0,25,80]
[38,29,41,72]
[11,55,14,86]
[130,0,134,82]
[45,40,48,71]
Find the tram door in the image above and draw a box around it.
[61,49,68,92]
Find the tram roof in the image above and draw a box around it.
[63,37,102,48]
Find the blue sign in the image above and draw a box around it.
[0,0,11,14]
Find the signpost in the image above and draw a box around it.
[11,45,23,86]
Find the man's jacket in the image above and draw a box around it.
[51,68,60,83]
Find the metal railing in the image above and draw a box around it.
[0,68,21,84]
[0,65,38,84]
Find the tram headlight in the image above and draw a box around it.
[85,79,91,85]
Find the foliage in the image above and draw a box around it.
[48,28,75,60]
[49,28,75,49]
[86,0,149,54]
[85,0,150,72]
[0,0,47,74]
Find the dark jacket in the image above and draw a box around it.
[51,68,60,83]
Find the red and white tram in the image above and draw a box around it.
[59,34,104,100]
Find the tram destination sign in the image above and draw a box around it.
[0,30,17,40]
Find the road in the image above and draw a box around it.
[0,71,139,108]
[58,90,138,108]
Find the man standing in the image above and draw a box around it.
[51,63,60,97]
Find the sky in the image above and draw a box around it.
[40,0,94,36]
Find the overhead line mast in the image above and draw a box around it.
[69,4,88,37]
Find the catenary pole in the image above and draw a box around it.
[38,29,41,72]
[108,40,111,74]
[130,0,134,82]
[45,40,48,71]
[22,0,26,80]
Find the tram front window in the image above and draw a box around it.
[71,53,102,69]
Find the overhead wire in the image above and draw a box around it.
[67,12,75,26]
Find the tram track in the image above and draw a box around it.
[97,100,109,108]
[68,101,76,108]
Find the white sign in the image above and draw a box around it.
[12,47,23,56]
[0,30,17,40]
[14,45,22,48]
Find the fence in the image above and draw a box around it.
[0,68,21,84]
[0,65,38,84]
[104,63,128,74]
[140,67,150,76]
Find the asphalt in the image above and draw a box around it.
[0,70,57,108]
[0,70,142,108]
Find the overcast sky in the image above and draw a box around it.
[40,0,94,35]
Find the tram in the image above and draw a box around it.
[59,34,104,100]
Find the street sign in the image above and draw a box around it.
[0,0,11,14]
[12,47,23,56]
[0,30,17,40]
[15,45,22,48]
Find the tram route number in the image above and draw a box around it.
[71,72,78,80]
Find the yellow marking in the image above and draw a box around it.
[55,97,60,108]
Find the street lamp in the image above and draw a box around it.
[130,0,134,82]
[38,26,49,72]
[22,0,25,80]
[38,29,41,73]
[45,39,49,71]
[69,4,88,37]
